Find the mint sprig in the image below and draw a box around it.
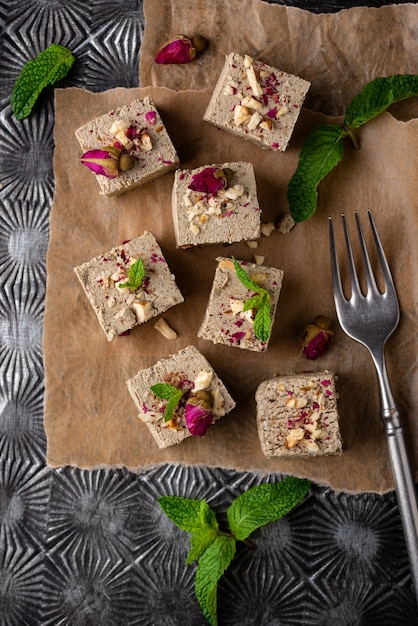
[232,257,271,343]
[150,382,184,422]
[159,476,310,626]
[117,258,145,291]
[11,44,75,120]
[287,74,418,222]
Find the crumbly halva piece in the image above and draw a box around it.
[126,345,236,449]
[198,257,283,352]
[203,52,311,152]
[172,161,261,247]
[255,371,342,458]
[75,97,179,196]
[74,231,183,341]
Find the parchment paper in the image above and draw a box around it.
[44,83,417,493]
[141,0,418,117]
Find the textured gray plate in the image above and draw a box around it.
[0,1,417,624]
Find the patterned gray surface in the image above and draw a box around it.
[0,1,417,624]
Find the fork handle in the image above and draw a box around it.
[384,409,418,598]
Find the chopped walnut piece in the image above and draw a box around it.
[234,104,251,126]
[261,222,275,237]
[286,428,305,449]
[154,317,178,339]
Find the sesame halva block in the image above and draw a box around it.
[126,345,236,449]
[172,161,261,247]
[255,371,342,458]
[74,231,184,341]
[75,97,179,196]
[198,257,283,352]
[203,52,310,152]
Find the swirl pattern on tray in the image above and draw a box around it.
[0,0,416,624]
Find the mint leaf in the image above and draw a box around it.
[11,44,75,120]
[232,256,261,293]
[287,124,346,223]
[226,477,310,541]
[188,527,220,564]
[242,294,264,311]
[158,496,218,533]
[253,298,272,344]
[117,257,145,291]
[344,74,418,130]
[150,382,184,422]
[158,496,220,564]
[195,534,236,626]
[232,257,272,342]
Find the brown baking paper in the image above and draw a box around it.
[141,0,418,117]
[44,84,417,493]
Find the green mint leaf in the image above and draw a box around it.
[226,476,310,541]
[232,256,261,293]
[253,297,272,343]
[232,257,272,341]
[150,383,184,422]
[117,257,145,291]
[158,496,220,564]
[188,527,220,564]
[242,294,264,312]
[195,534,236,626]
[287,124,346,223]
[158,496,218,533]
[344,74,418,130]
[11,43,75,120]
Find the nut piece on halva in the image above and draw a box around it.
[76,97,179,196]
[125,345,236,449]
[203,52,310,152]
[74,231,184,341]
[255,371,342,458]
[172,161,261,247]
[198,256,283,352]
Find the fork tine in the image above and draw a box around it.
[354,211,379,295]
[366,209,397,296]
[328,216,345,303]
[341,213,362,299]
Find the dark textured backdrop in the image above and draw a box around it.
[0,1,417,624]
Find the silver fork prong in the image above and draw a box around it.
[341,213,362,300]
[354,210,379,296]
[328,216,345,304]
[367,209,397,297]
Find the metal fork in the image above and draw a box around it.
[329,210,418,599]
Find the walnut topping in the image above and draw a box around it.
[132,301,151,323]
[286,428,304,449]
[246,65,263,97]
[241,95,263,110]
[234,104,251,126]
[109,119,133,150]
[137,132,153,151]
[218,259,235,271]
[286,396,308,409]
[247,111,263,130]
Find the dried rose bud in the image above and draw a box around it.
[188,167,229,195]
[185,390,214,436]
[81,146,134,178]
[302,315,333,360]
[155,34,208,64]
